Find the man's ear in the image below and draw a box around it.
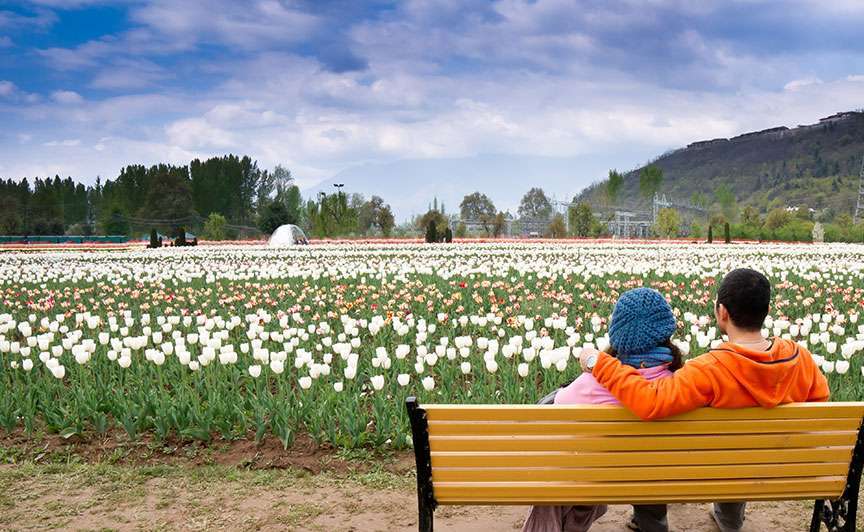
[716,303,729,322]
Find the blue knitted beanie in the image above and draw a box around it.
[608,288,676,355]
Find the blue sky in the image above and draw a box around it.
[2,0,864,194]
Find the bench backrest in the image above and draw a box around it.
[407,400,864,506]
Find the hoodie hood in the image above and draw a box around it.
[709,338,805,408]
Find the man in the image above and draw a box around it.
[578,268,829,532]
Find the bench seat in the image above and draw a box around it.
[406,399,864,532]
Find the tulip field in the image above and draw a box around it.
[2,242,864,451]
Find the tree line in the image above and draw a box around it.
[0,155,397,240]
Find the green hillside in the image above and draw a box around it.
[579,111,864,219]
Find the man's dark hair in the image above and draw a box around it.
[716,268,771,331]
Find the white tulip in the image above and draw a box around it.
[299,376,312,389]
[397,373,410,386]
[836,360,850,374]
[422,376,435,391]
[248,365,262,378]
[50,364,66,379]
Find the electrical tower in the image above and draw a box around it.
[855,156,864,223]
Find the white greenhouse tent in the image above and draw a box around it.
[268,224,309,246]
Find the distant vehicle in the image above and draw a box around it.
[268,224,309,246]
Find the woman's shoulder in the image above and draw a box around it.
[553,373,604,404]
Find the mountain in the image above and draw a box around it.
[577,111,864,216]
[304,152,657,221]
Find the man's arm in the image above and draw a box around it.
[588,351,716,420]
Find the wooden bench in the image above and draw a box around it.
[406,398,864,532]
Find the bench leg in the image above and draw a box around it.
[418,499,434,532]
[809,500,823,532]
[813,419,864,532]
[407,397,437,532]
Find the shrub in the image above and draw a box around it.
[149,228,160,249]
[202,213,228,241]
[425,221,439,243]
[455,222,467,239]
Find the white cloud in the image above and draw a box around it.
[783,77,823,91]
[165,117,236,150]
[43,139,81,147]
[0,80,15,97]
[51,90,84,104]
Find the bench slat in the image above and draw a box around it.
[433,477,847,503]
[431,447,855,468]
[428,418,861,436]
[423,403,864,422]
[437,492,839,505]
[430,432,858,452]
[432,462,849,482]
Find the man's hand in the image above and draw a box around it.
[578,346,600,372]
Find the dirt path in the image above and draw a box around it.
[0,462,823,531]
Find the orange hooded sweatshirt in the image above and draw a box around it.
[592,337,830,420]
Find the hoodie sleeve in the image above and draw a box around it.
[592,352,715,420]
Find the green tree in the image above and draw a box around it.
[417,209,448,240]
[655,208,680,237]
[639,165,663,200]
[492,212,507,238]
[283,186,303,226]
[141,166,194,226]
[202,213,228,241]
[691,191,709,209]
[568,202,595,237]
[518,188,553,220]
[358,196,396,236]
[460,192,497,235]
[547,213,567,238]
[148,228,160,248]
[741,205,762,227]
[258,201,291,235]
[714,184,737,222]
[606,169,623,205]
[455,222,467,238]
[765,208,792,230]
[103,208,129,235]
[425,220,439,243]
[378,205,395,237]
[443,227,453,243]
[690,221,703,238]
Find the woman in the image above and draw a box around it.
[523,287,681,532]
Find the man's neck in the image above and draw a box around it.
[726,327,769,349]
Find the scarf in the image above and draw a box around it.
[618,346,674,369]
